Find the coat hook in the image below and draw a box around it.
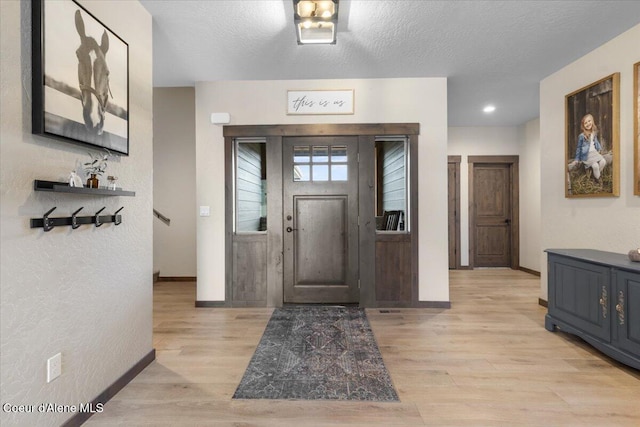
[43,206,57,232]
[71,207,84,229]
[94,207,106,227]
[114,207,124,225]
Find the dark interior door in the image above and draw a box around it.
[447,160,458,269]
[283,136,359,303]
[473,163,512,267]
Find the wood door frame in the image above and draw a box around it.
[448,155,461,270]
[468,155,519,269]
[224,123,419,307]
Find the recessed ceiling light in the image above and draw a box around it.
[483,105,496,113]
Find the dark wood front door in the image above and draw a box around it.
[471,161,515,267]
[283,136,359,303]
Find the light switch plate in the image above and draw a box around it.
[199,206,210,217]
[47,353,62,383]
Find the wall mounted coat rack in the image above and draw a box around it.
[30,207,124,231]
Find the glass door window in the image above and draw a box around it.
[293,145,348,182]
[375,136,409,232]
[235,138,267,232]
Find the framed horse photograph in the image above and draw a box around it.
[32,0,129,155]
[565,73,620,198]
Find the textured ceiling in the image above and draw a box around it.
[140,0,640,126]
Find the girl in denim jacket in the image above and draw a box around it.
[573,113,606,182]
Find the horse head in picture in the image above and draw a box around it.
[74,9,111,135]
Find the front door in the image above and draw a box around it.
[283,136,359,303]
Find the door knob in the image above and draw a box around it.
[505,219,511,224]
[286,226,298,233]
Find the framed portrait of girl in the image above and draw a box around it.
[565,73,620,198]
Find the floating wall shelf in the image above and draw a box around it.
[34,180,135,197]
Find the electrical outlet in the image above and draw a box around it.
[47,353,62,383]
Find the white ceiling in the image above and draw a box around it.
[140,0,640,127]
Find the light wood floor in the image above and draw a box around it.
[86,270,640,426]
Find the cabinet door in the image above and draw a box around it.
[614,270,640,356]
[548,255,611,341]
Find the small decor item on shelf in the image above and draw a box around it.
[629,248,640,262]
[83,149,110,188]
[68,171,84,188]
[86,174,99,188]
[107,176,118,190]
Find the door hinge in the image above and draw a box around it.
[358,279,361,289]
[358,216,360,226]
[357,153,360,163]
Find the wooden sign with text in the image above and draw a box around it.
[287,90,354,115]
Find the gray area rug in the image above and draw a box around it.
[233,306,399,401]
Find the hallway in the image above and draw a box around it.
[86,270,640,426]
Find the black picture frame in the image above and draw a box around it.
[32,0,129,155]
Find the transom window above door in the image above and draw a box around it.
[293,145,348,182]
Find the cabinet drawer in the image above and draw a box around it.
[548,255,611,342]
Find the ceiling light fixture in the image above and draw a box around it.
[483,105,496,113]
[294,0,338,45]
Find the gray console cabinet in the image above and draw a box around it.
[545,249,640,370]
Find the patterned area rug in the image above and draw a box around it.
[233,306,399,401]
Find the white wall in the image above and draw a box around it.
[153,87,196,277]
[0,1,153,426]
[195,78,449,303]
[540,24,640,300]
[519,119,542,272]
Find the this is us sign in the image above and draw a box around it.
[287,90,354,115]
